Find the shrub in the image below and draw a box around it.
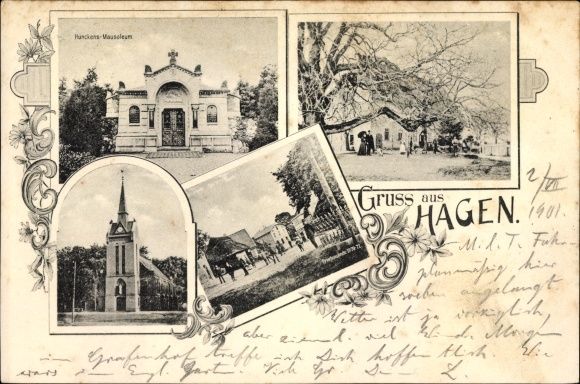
[59,143,95,183]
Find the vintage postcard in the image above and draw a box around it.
[1,1,579,384]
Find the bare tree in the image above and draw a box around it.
[298,22,507,136]
[468,105,509,144]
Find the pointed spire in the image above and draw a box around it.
[117,171,128,228]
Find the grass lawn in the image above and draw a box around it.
[336,151,510,182]
[437,157,510,179]
[210,237,368,317]
[57,311,187,326]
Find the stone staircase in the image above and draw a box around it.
[146,148,203,158]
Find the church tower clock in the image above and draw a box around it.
[104,174,141,312]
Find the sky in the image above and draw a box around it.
[57,164,187,259]
[58,17,278,89]
[186,141,310,238]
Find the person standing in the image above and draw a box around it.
[452,136,459,157]
[407,137,413,158]
[367,131,375,155]
[296,238,304,252]
[216,267,226,284]
[358,132,367,156]
[225,261,235,281]
[400,140,406,155]
[433,139,439,154]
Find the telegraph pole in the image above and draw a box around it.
[71,260,77,324]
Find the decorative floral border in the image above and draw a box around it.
[300,209,453,316]
[172,296,235,345]
[11,20,57,291]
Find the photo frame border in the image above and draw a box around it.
[183,125,376,328]
[48,155,196,335]
[287,12,520,191]
[49,9,288,187]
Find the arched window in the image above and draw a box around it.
[207,105,218,123]
[115,245,119,275]
[129,106,140,124]
[115,279,126,296]
[121,245,126,274]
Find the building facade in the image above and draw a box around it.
[326,114,434,154]
[104,176,181,312]
[104,177,140,312]
[198,229,260,284]
[106,49,241,153]
[254,224,292,251]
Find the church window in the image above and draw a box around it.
[129,106,140,124]
[398,131,403,141]
[115,245,119,274]
[207,105,218,123]
[116,279,126,296]
[384,129,390,141]
[192,109,198,129]
[121,245,126,274]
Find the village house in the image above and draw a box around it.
[105,49,241,153]
[325,106,435,154]
[253,224,292,252]
[290,211,308,243]
[198,229,259,284]
[105,176,181,312]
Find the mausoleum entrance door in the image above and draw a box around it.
[162,109,186,146]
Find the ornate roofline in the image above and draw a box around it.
[146,63,202,78]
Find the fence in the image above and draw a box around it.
[481,143,510,157]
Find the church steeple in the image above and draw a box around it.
[118,172,128,228]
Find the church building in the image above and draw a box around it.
[105,49,241,153]
[104,175,181,312]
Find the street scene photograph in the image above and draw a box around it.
[186,131,369,318]
[56,14,283,184]
[295,17,516,184]
[54,163,189,327]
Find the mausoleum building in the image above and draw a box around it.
[106,49,241,153]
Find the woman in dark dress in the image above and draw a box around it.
[358,132,367,155]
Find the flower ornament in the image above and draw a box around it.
[29,22,54,51]
[421,229,453,264]
[19,222,35,243]
[372,290,392,306]
[17,38,41,62]
[9,123,32,149]
[17,21,54,63]
[355,288,372,302]
[383,206,409,235]
[300,283,335,315]
[337,291,367,308]
[307,292,335,315]
[400,226,430,256]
